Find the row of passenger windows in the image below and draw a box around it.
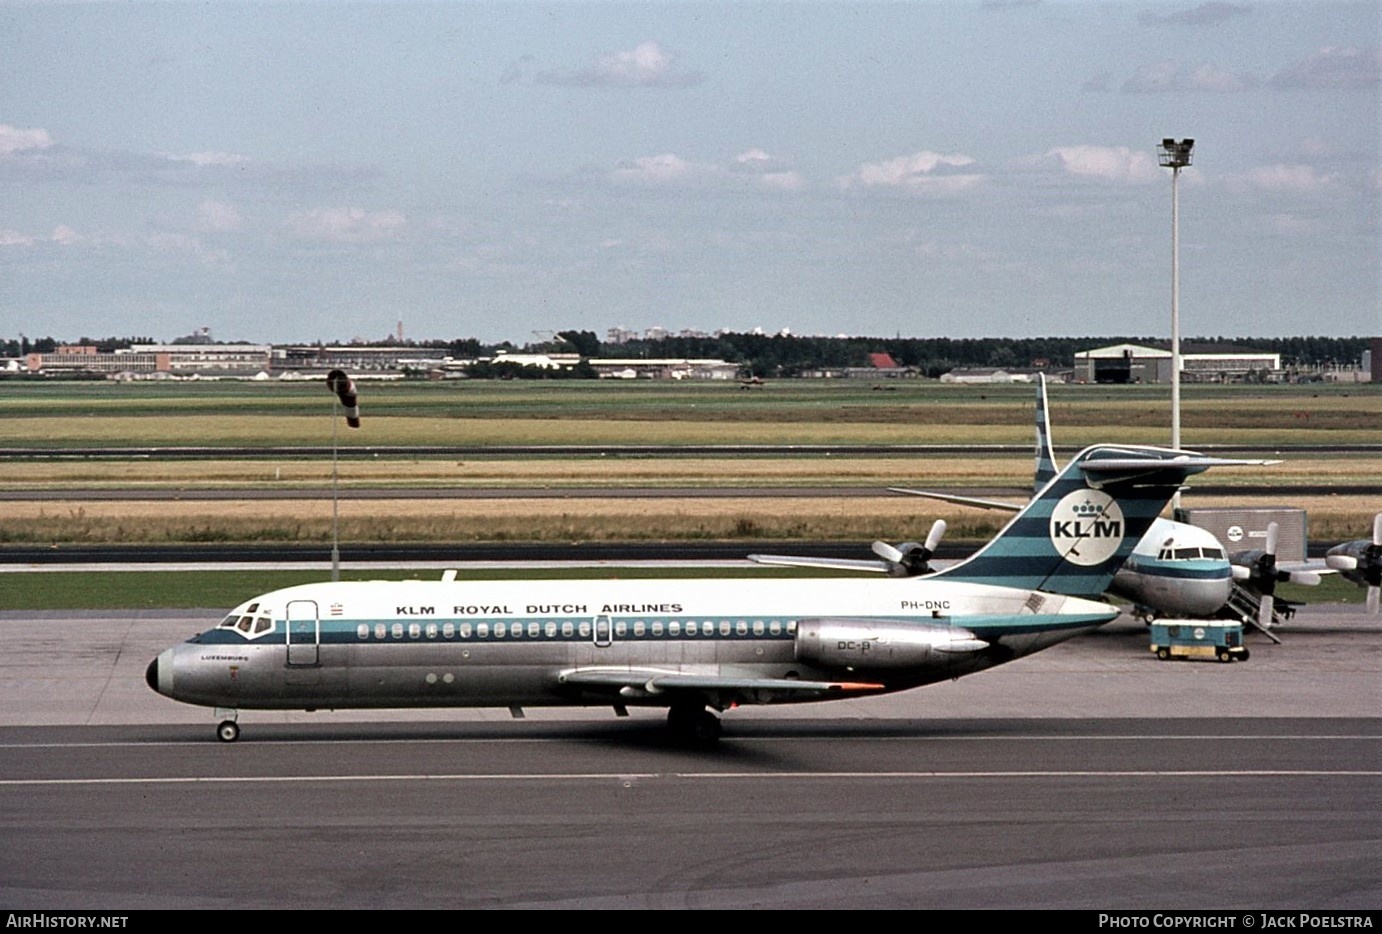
[354,619,797,641]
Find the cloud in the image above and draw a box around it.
[609,153,710,185]
[838,151,984,194]
[0,124,54,156]
[1230,163,1339,193]
[604,150,806,193]
[1044,145,1162,184]
[166,151,250,167]
[1122,60,1256,92]
[196,199,244,233]
[1271,46,1380,90]
[285,207,407,243]
[1138,2,1251,27]
[536,41,704,88]
[731,149,806,192]
[1082,72,1113,93]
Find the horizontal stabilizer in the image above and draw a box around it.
[747,554,892,573]
[889,488,1023,512]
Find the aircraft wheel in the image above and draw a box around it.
[667,704,721,744]
[217,720,240,743]
[690,710,722,743]
[1156,647,1170,661]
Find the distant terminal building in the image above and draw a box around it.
[1073,342,1281,384]
[274,345,448,374]
[129,344,272,376]
[588,358,739,380]
[26,343,271,378]
[940,368,1034,384]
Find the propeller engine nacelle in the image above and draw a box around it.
[1230,521,1320,629]
[1325,513,1382,615]
[795,617,988,670]
[871,519,947,577]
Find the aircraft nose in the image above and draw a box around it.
[145,648,175,697]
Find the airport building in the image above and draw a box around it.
[1073,342,1282,384]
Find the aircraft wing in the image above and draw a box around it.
[746,554,893,573]
[888,488,1023,512]
[559,667,886,701]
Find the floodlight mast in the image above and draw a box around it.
[1158,138,1194,510]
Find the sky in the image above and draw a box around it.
[1,1,1377,345]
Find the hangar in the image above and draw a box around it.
[1074,342,1281,384]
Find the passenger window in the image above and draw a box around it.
[408,623,420,639]
[357,624,370,640]
[443,623,455,639]
[477,623,489,638]
[545,622,557,638]
[375,624,387,640]
[528,622,540,638]
[561,622,574,637]
[391,623,403,639]
[460,623,473,639]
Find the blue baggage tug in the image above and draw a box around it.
[1149,620,1250,663]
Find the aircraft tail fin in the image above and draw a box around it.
[934,444,1267,599]
[1033,374,1058,494]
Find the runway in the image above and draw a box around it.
[1,606,1378,909]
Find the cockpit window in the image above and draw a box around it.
[218,607,277,639]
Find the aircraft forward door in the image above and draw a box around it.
[286,600,320,666]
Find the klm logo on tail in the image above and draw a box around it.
[1049,490,1125,566]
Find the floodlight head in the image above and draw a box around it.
[1158,138,1195,169]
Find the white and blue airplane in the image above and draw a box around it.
[149,442,1262,742]
[755,376,1241,622]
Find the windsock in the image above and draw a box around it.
[325,369,361,428]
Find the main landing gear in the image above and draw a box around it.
[667,703,722,743]
[215,708,241,742]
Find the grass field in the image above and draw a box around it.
[3,379,1379,446]
[0,567,1363,612]
[2,378,1377,546]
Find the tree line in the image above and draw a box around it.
[3,332,1370,380]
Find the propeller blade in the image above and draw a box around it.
[1264,521,1279,557]
[1258,592,1275,630]
[1327,554,1359,571]
[1287,571,1322,586]
[1368,586,1380,616]
[871,541,904,564]
[923,519,947,553]
[1231,564,1252,581]
[1374,513,1382,549]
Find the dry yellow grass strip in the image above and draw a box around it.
[8,492,1379,544]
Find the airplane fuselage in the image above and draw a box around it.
[148,577,1116,713]
[1110,519,1233,618]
